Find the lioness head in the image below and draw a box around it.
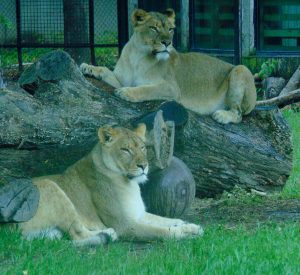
[98,124,148,184]
[132,8,176,61]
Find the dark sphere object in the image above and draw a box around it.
[141,157,196,218]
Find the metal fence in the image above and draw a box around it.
[0,0,128,70]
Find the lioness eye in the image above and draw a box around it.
[150,26,158,32]
[121,148,131,153]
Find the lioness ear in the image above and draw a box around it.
[135,123,146,141]
[98,126,118,145]
[132,9,149,27]
[163,8,175,24]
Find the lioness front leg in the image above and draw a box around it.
[115,83,180,102]
[123,215,203,241]
[80,63,121,88]
[144,213,186,227]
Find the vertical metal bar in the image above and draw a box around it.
[117,0,129,55]
[189,0,194,50]
[89,0,95,65]
[16,0,23,71]
[234,0,242,64]
[254,0,260,52]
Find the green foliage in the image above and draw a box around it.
[95,31,118,45]
[95,47,118,70]
[257,60,278,80]
[281,110,300,198]
[0,14,13,29]
[94,31,119,69]
[0,48,60,68]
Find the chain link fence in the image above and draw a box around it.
[0,0,120,70]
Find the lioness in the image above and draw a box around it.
[18,124,202,246]
[81,9,256,124]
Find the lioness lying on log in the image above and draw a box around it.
[81,9,256,124]
[17,124,202,246]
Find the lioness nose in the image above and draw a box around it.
[161,41,171,47]
[137,164,146,171]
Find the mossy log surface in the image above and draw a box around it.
[0,51,293,197]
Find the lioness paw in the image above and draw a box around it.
[100,228,118,242]
[170,223,204,239]
[73,228,118,247]
[212,110,242,124]
[114,87,139,102]
[80,63,92,75]
[80,63,104,79]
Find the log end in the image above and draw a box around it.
[141,157,196,218]
[0,178,40,223]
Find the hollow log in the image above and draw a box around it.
[0,50,293,197]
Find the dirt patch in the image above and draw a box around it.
[184,196,300,228]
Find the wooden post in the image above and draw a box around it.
[180,0,189,51]
[241,0,255,57]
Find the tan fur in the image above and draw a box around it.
[81,9,257,124]
[19,124,203,246]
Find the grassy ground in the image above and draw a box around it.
[1,223,299,274]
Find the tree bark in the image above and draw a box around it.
[262,77,286,99]
[279,65,300,96]
[0,51,293,198]
[256,89,300,108]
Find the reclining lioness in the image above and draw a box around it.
[18,124,203,246]
[81,9,256,124]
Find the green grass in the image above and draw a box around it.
[0,48,59,68]
[1,223,299,274]
[0,47,118,69]
[282,109,300,198]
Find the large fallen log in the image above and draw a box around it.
[0,51,293,198]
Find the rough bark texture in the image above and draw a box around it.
[0,51,293,198]
[280,65,300,96]
[262,77,286,99]
[174,110,292,197]
[257,89,300,108]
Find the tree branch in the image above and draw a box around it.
[256,89,300,107]
[279,65,300,96]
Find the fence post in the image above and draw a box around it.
[180,0,189,51]
[16,0,23,71]
[234,0,242,65]
[241,0,255,57]
[88,0,95,65]
[117,0,129,55]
